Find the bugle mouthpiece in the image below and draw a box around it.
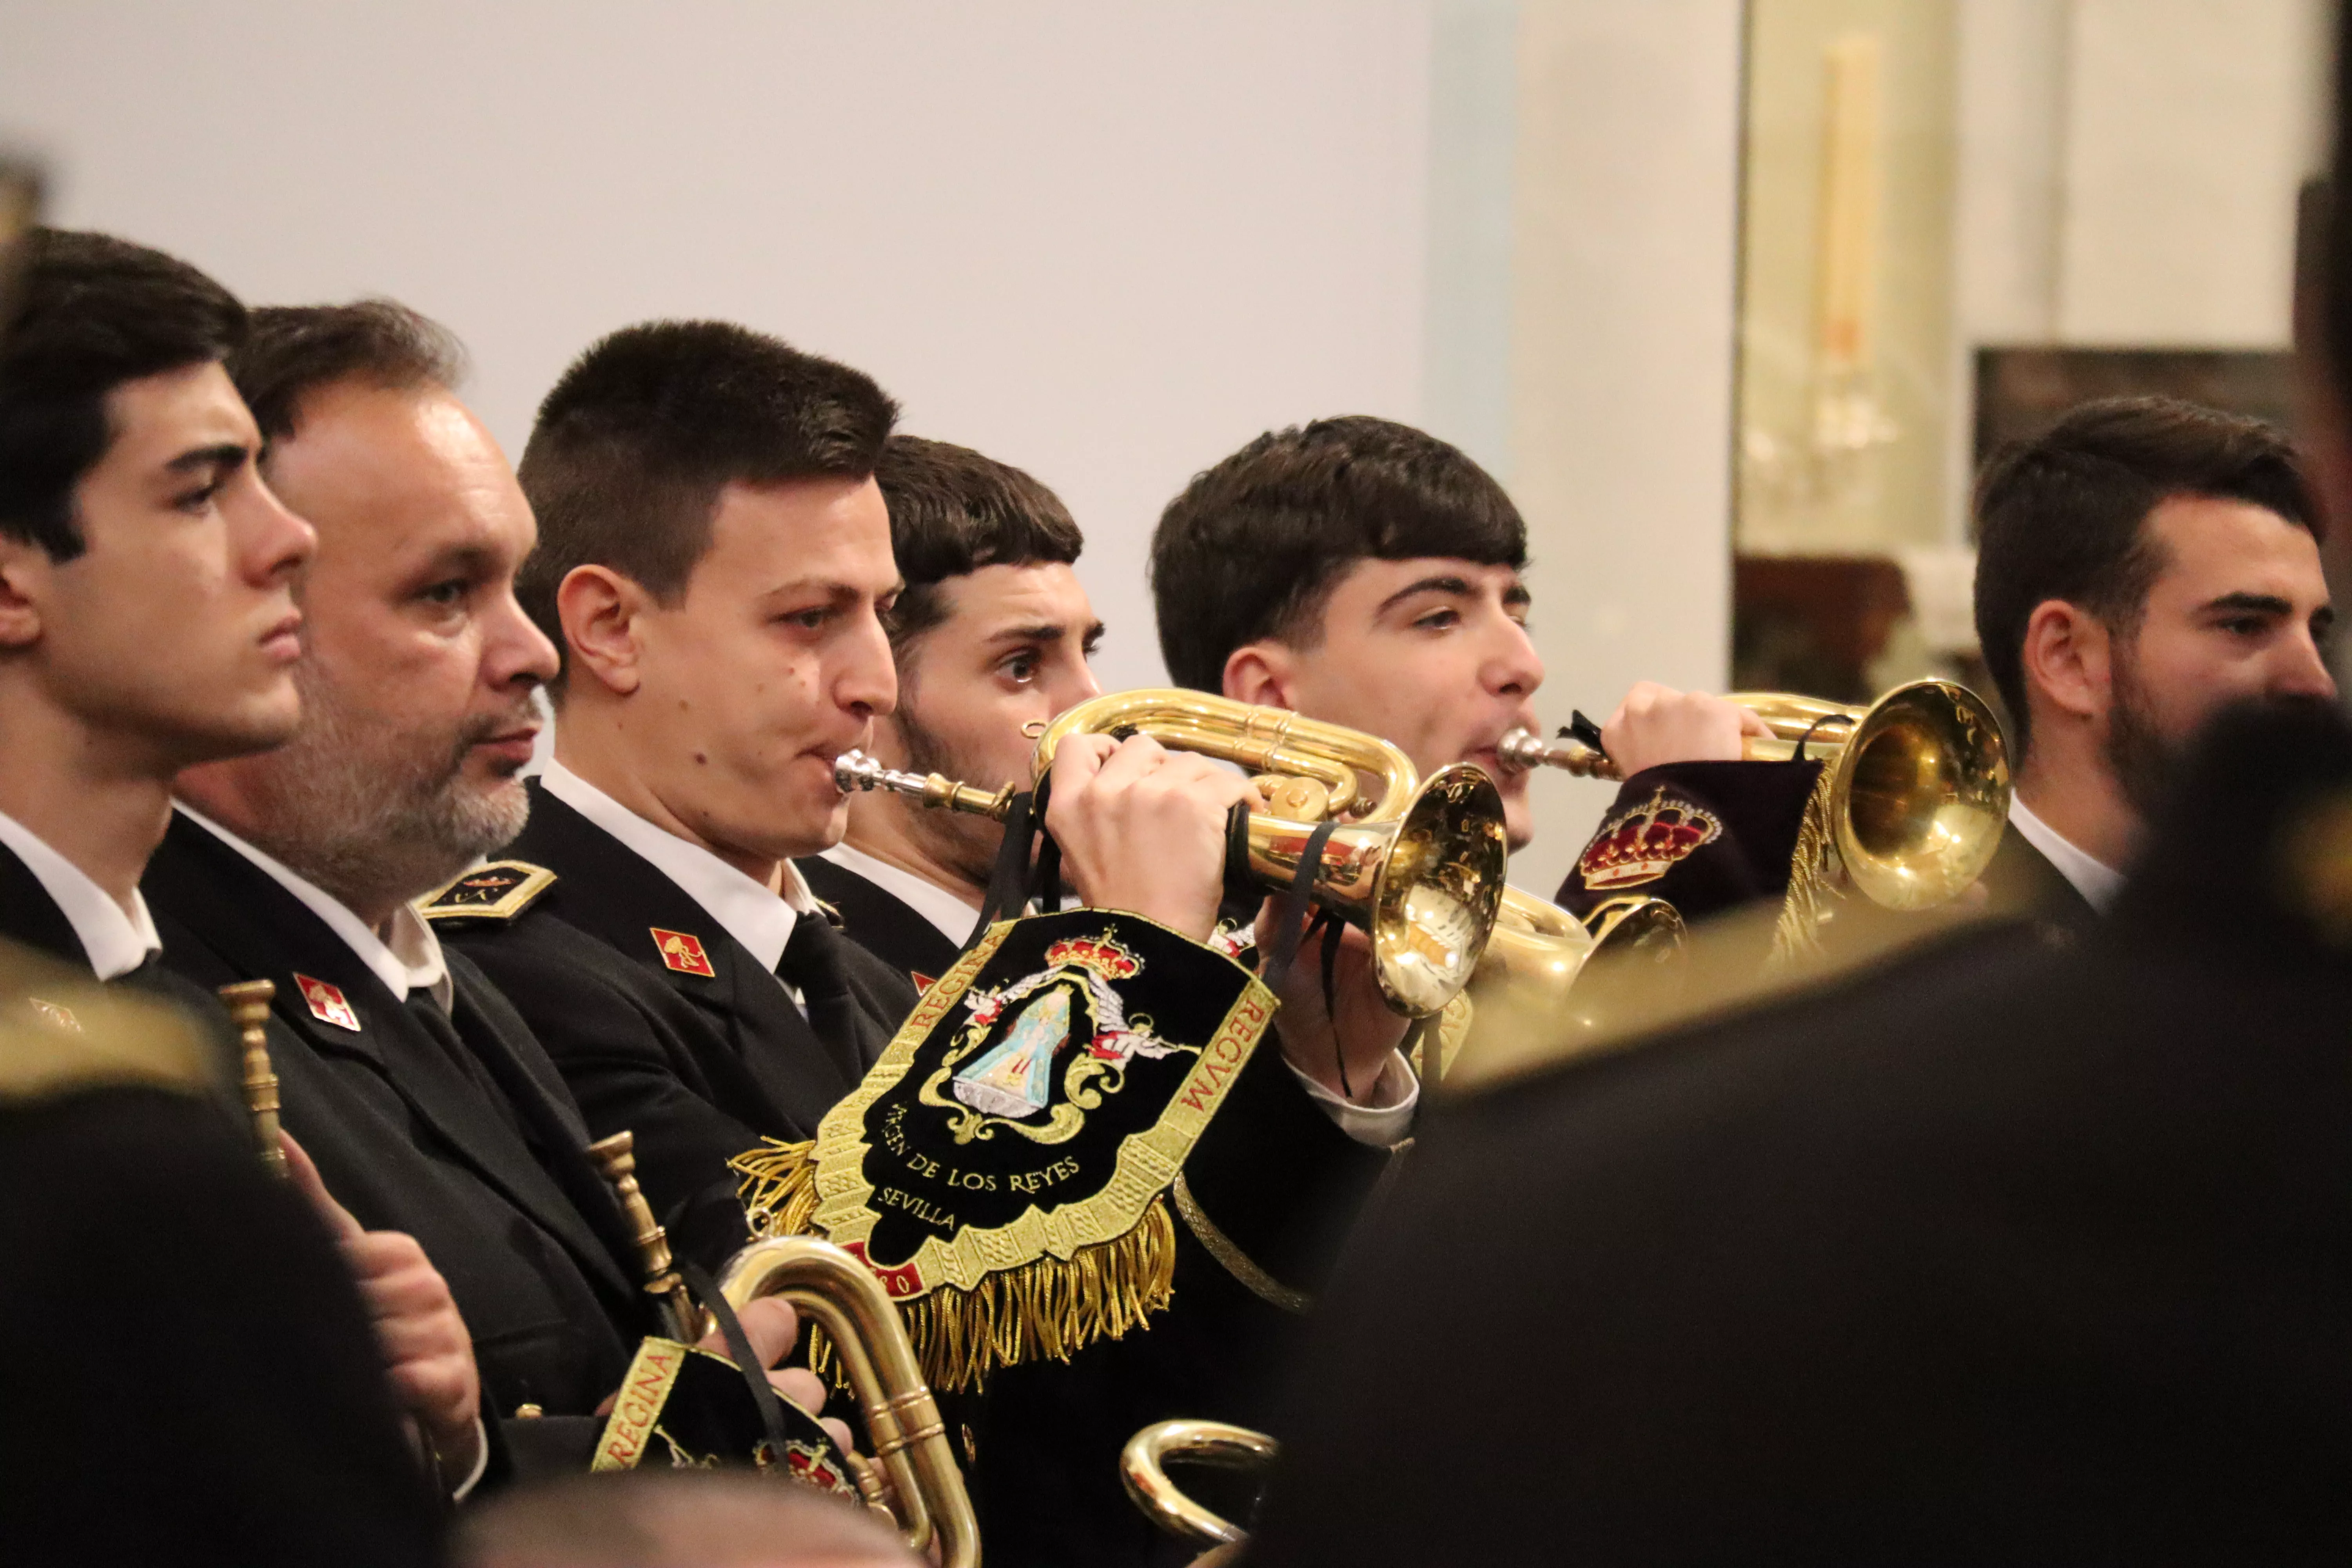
[1495,727,1619,780]
[835,749,1014,820]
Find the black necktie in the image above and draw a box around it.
[403,990,524,1138]
[776,913,862,1076]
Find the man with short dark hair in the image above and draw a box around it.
[446,322,1253,1282]
[799,434,1102,988]
[149,299,841,1485]
[0,233,443,1558]
[1972,395,2334,921]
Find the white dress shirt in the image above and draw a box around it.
[170,803,486,1497]
[817,841,983,949]
[2007,795,2124,913]
[175,805,455,1011]
[0,808,162,980]
[539,760,818,1005]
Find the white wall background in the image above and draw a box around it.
[0,0,1435,701]
[1,0,1746,887]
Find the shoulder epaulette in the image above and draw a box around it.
[0,939,214,1103]
[418,860,558,924]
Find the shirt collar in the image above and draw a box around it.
[2007,795,2124,913]
[173,804,454,1010]
[539,759,813,972]
[0,808,161,981]
[817,842,983,949]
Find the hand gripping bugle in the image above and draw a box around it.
[216,979,287,1178]
[1495,678,2014,911]
[836,688,1511,1019]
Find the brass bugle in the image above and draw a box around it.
[713,1236,980,1568]
[216,979,287,1179]
[583,1131,700,1343]
[1120,1417,1279,1566]
[835,689,1510,1019]
[1495,679,2013,911]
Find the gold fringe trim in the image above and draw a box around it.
[1769,764,1840,966]
[731,1138,1178,1393]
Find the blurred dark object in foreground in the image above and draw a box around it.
[1253,700,2352,1566]
[456,1469,916,1568]
[1975,346,2296,468]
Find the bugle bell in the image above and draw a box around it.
[1496,677,2012,911]
[836,688,1510,1018]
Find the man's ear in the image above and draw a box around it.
[557,564,651,697]
[2020,599,2113,725]
[0,538,53,651]
[1223,641,1294,708]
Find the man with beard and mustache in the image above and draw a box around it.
[141,301,846,1488]
[1970,395,2336,928]
[797,434,1103,990]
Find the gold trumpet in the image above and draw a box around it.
[1496,678,2013,911]
[1121,1418,1279,1566]
[836,689,1511,1018]
[713,1237,980,1568]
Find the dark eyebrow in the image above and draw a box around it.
[1502,581,1532,608]
[987,622,1078,646]
[1374,575,1475,615]
[164,442,250,475]
[2202,592,2295,617]
[411,542,499,583]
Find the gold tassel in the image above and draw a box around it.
[731,1139,1178,1393]
[1770,764,1839,965]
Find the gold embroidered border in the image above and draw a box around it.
[1173,1171,1310,1314]
[804,913,1276,1298]
[592,1337,690,1471]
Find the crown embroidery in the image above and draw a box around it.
[1042,933,1142,981]
[1577,787,1723,890]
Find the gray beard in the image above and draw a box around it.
[236,669,534,917]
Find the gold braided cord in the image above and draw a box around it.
[732,1138,1178,1392]
[1770,763,1840,965]
[1172,1172,1310,1315]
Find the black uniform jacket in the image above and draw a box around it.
[0,1078,443,1566]
[1975,815,2099,933]
[795,852,967,993]
[141,812,649,1423]
[444,780,916,1266]
[1253,701,2352,1566]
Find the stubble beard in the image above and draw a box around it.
[893,702,1007,895]
[238,664,535,916]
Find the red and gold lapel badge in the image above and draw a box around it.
[652,927,717,978]
[733,907,1275,1392]
[294,973,362,1032]
[1577,787,1724,890]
